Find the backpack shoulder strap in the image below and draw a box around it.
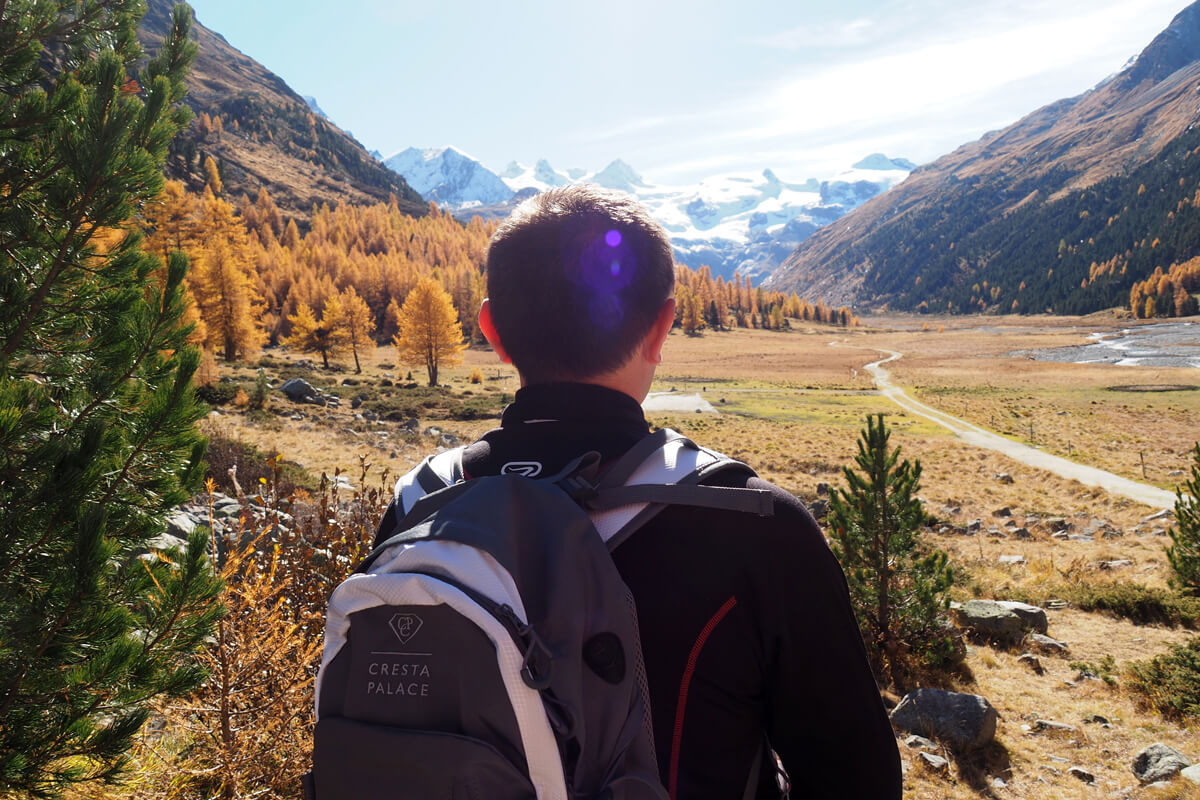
[590,428,773,551]
[393,447,466,516]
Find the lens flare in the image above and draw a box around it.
[605,229,622,247]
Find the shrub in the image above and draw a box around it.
[195,381,239,406]
[1064,581,1200,628]
[470,367,483,384]
[1167,443,1200,595]
[1127,636,1200,720]
[203,429,316,495]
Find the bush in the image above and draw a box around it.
[1167,442,1200,594]
[196,381,239,406]
[1127,636,1200,720]
[1063,581,1200,628]
[203,429,316,495]
[470,367,483,384]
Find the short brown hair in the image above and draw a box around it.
[485,184,675,384]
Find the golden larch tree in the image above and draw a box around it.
[393,277,465,386]
[285,300,347,369]
[326,286,375,373]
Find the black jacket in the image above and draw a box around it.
[375,383,901,799]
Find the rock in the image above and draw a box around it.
[998,555,1026,565]
[1046,517,1070,532]
[280,378,317,402]
[993,507,1012,518]
[351,395,364,409]
[996,601,1049,634]
[1084,714,1110,726]
[967,519,982,533]
[1012,527,1033,539]
[341,377,359,386]
[809,499,829,519]
[918,752,949,773]
[1143,509,1172,522]
[165,510,197,540]
[1181,764,1200,785]
[952,600,1026,645]
[994,473,1014,484]
[1066,534,1094,543]
[363,410,380,422]
[1018,653,1044,674]
[904,735,938,751]
[1132,743,1192,784]
[439,432,460,448]
[143,532,188,553]
[1028,633,1070,655]
[423,426,442,438]
[1169,469,1186,478]
[402,417,419,432]
[1033,719,1077,735]
[1068,767,1095,784]
[1099,559,1134,570]
[889,689,997,750]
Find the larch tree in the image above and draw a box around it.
[0,3,223,795]
[325,286,375,374]
[285,301,347,369]
[393,277,465,387]
[188,191,264,361]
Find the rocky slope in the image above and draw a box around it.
[767,0,1200,311]
[138,0,424,223]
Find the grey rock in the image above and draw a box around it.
[1181,764,1200,785]
[423,426,442,437]
[1132,743,1192,784]
[967,519,982,533]
[165,510,197,540]
[994,473,1014,484]
[809,499,829,519]
[998,555,1026,566]
[904,735,938,751]
[1084,714,1111,727]
[816,482,830,496]
[1033,719,1077,734]
[280,377,317,402]
[1099,559,1134,570]
[1143,509,1172,522]
[1068,767,1094,784]
[439,432,460,448]
[889,689,997,750]
[996,600,1049,634]
[1028,633,1070,655]
[351,395,364,409]
[1018,653,1044,674]
[1012,527,1033,539]
[952,600,1026,645]
[1046,517,1070,532]
[1066,533,1094,543]
[918,752,949,772]
[143,532,188,553]
[993,507,1012,518]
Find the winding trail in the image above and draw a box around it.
[837,344,1177,509]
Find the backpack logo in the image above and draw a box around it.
[501,461,543,478]
[388,613,423,645]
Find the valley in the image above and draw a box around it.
[196,313,1200,799]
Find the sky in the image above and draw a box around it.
[184,0,1187,185]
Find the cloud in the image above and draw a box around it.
[752,18,880,50]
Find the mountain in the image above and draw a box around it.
[384,151,910,283]
[767,1,1200,313]
[384,147,515,207]
[137,0,424,222]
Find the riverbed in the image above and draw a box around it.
[1014,321,1200,368]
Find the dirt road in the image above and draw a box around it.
[844,345,1178,509]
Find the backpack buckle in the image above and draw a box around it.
[557,474,599,506]
[519,629,555,691]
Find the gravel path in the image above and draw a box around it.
[840,344,1177,510]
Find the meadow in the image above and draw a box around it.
[190,312,1200,800]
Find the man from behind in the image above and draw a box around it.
[377,184,901,798]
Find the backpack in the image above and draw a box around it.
[304,429,774,800]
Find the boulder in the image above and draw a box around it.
[952,600,1026,645]
[1027,633,1070,656]
[889,689,997,750]
[1132,743,1192,784]
[996,601,1048,634]
[164,510,197,541]
[1012,527,1032,539]
[280,378,317,402]
[1181,764,1200,785]
[918,752,949,773]
[1068,767,1094,784]
[1032,719,1076,735]
[903,735,938,751]
[1017,653,1044,674]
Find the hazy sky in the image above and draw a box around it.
[184,0,1186,184]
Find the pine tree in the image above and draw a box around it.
[827,414,955,691]
[393,277,465,386]
[0,4,224,795]
[1167,443,1200,595]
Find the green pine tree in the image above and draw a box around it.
[0,3,223,796]
[827,414,955,691]
[1166,443,1200,595]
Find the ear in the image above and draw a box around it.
[642,297,675,366]
[478,299,512,364]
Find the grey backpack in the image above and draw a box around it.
[305,429,772,800]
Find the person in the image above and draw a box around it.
[375,184,902,799]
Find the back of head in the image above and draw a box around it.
[486,184,675,384]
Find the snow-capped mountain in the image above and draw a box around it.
[383,148,913,283]
[383,146,514,208]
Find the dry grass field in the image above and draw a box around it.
[193,313,1200,800]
